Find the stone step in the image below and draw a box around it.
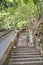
[13,47,37,50]
[11,52,40,55]
[13,48,38,51]
[12,50,40,53]
[8,61,43,65]
[15,46,35,48]
[10,55,43,58]
[8,57,43,62]
[13,46,37,49]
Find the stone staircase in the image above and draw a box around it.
[6,32,43,65]
[7,46,43,65]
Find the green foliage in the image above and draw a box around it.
[17,21,28,31]
[23,0,29,4]
[33,0,43,19]
[33,0,39,5]
[0,0,43,29]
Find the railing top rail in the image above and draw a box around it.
[0,28,15,40]
[0,29,14,38]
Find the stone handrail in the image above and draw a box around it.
[0,29,18,65]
